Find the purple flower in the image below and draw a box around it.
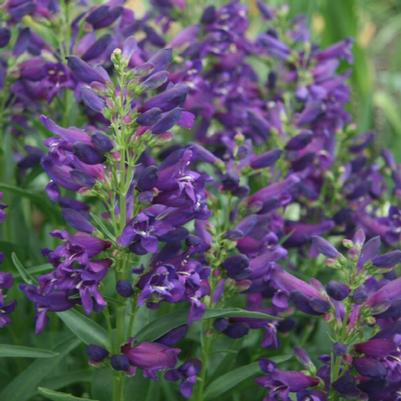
[120,341,180,378]
[86,344,109,365]
[21,231,111,332]
[165,359,201,398]
[257,359,319,399]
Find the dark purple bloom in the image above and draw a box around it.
[111,355,130,372]
[122,341,180,378]
[326,281,350,301]
[116,280,134,298]
[311,236,341,259]
[372,250,401,268]
[67,57,107,84]
[86,344,109,364]
[165,359,201,399]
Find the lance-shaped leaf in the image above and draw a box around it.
[38,387,99,401]
[0,337,80,401]
[57,309,110,349]
[0,344,58,358]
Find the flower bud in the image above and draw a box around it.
[326,281,350,301]
[86,344,109,364]
[116,280,133,298]
[111,355,130,371]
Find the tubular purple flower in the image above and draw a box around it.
[311,236,342,258]
[142,84,188,112]
[124,341,180,370]
[357,235,381,269]
[85,5,123,29]
[247,175,300,208]
[67,56,107,84]
[372,250,401,268]
[366,276,401,311]
[80,86,105,113]
[250,149,282,169]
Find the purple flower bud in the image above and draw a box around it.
[0,28,11,48]
[73,143,105,165]
[247,110,270,139]
[91,132,113,153]
[285,131,313,151]
[86,344,109,364]
[143,84,188,112]
[353,357,387,378]
[222,254,250,280]
[355,338,395,357]
[250,149,282,169]
[86,6,123,29]
[372,250,401,268]
[111,355,130,371]
[137,166,159,192]
[200,5,216,24]
[147,49,172,71]
[224,322,249,339]
[125,342,180,370]
[213,318,229,332]
[334,343,347,355]
[352,286,367,304]
[137,108,163,126]
[62,208,94,233]
[256,0,273,19]
[80,86,105,113]
[116,280,133,298]
[326,281,350,301]
[311,236,341,258]
[0,272,13,290]
[67,56,106,84]
[81,34,112,62]
[189,144,220,165]
[141,71,169,90]
[357,236,381,269]
[156,325,188,346]
[151,108,182,135]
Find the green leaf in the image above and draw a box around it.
[42,370,92,391]
[38,387,99,401]
[57,309,110,349]
[0,344,58,358]
[135,311,187,342]
[137,308,279,342]
[0,183,58,215]
[204,307,280,321]
[204,362,261,400]
[205,354,291,400]
[11,252,35,284]
[0,337,80,401]
[13,263,53,279]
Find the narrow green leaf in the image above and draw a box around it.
[42,370,92,391]
[57,309,110,349]
[0,337,80,401]
[135,311,187,342]
[137,307,279,342]
[204,308,280,321]
[0,344,58,358]
[204,362,261,400]
[38,387,99,401]
[11,252,35,284]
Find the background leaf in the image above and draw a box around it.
[0,344,59,358]
[38,387,99,401]
[57,309,110,349]
[0,337,80,401]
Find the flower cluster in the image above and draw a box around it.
[1,1,401,401]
